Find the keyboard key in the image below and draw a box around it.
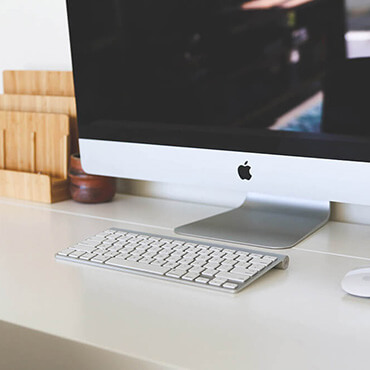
[249,263,266,271]
[191,260,207,267]
[209,251,224,258]
[162,262,179,269]
[107,245,123,251]
[176,264,192,271]
[57,248,73,256]
[72,245,98,253]
[209,278,228,287]
[180,258,194,265]
[236,256,252,263]
[223,283,238,290]
[182,273,200,281]
[157,251,171,257]
[112,231,126,237]
[141,251,156,257]
[102,241,114,246]
[231,267,254,275]
[80,253,97,260]
[215,272,250,283]
[198,250,212,256]
[166,256,182,263]
[68,250,86,258]
[126,256,140,262]
[195,277,209,284]
[260,258,275,265]
[234,261,251,269]
[150,260,166,266]
[221,259,237,266]
[86,236,105,242]
[184,252,198,259]
[208,257,224,264]
[95,232,112,237]
[138,257,154,264]
[103,251,119,258]
[91,255,111,263]
[150,242,166,248]
[250,253,264,258]
[217,265,232,272]
[203,263,220,270]
[171,251,186,258]
[194,255,210,262]
[166,269,187,278]
[202,269,218,277]
[79,240,102,247]
[106,258,171,275]
[188,266,205,274]
[245,269,258,276]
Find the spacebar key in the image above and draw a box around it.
[215,271,251,283]
[106,258,170,275]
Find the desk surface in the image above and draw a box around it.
[0,194,369,370]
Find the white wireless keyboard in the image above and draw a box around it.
[56,228,289,293]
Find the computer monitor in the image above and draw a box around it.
[66,0,370,249]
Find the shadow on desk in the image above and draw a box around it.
[0,320,170,370]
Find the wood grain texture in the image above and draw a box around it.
[0,94,78,154]
[0,130,5,168]
[0,170,70,203]
[0,111,70,178]
[3,70,75,97]
[50,177,71,202]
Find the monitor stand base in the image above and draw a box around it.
[175,194,330,249]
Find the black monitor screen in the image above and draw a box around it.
[67,0,370,162]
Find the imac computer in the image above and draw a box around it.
[66,0,370,249]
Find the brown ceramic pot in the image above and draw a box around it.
[68,153,116,203]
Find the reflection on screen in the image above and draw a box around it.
[71,0,370,139]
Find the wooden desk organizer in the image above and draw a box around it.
[0,94,78,154]
[0,111,71,203]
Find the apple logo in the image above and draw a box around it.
[238,161,252,181]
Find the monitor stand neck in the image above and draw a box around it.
[175,193,330,249]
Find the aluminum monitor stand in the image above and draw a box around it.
[175,193,330,249]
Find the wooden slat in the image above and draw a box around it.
[0,94,78,154]
[0,170,70,203]
[0,130,5,169]
[0,170,53,203]
[0,111,70,179]
[3,70,75,97]
[30,131,36,173]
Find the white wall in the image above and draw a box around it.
[0,0,72,92]
[1,0,370,225]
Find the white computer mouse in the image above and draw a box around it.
[341,267,370,298]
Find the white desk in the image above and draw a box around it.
[0,194,369,370]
